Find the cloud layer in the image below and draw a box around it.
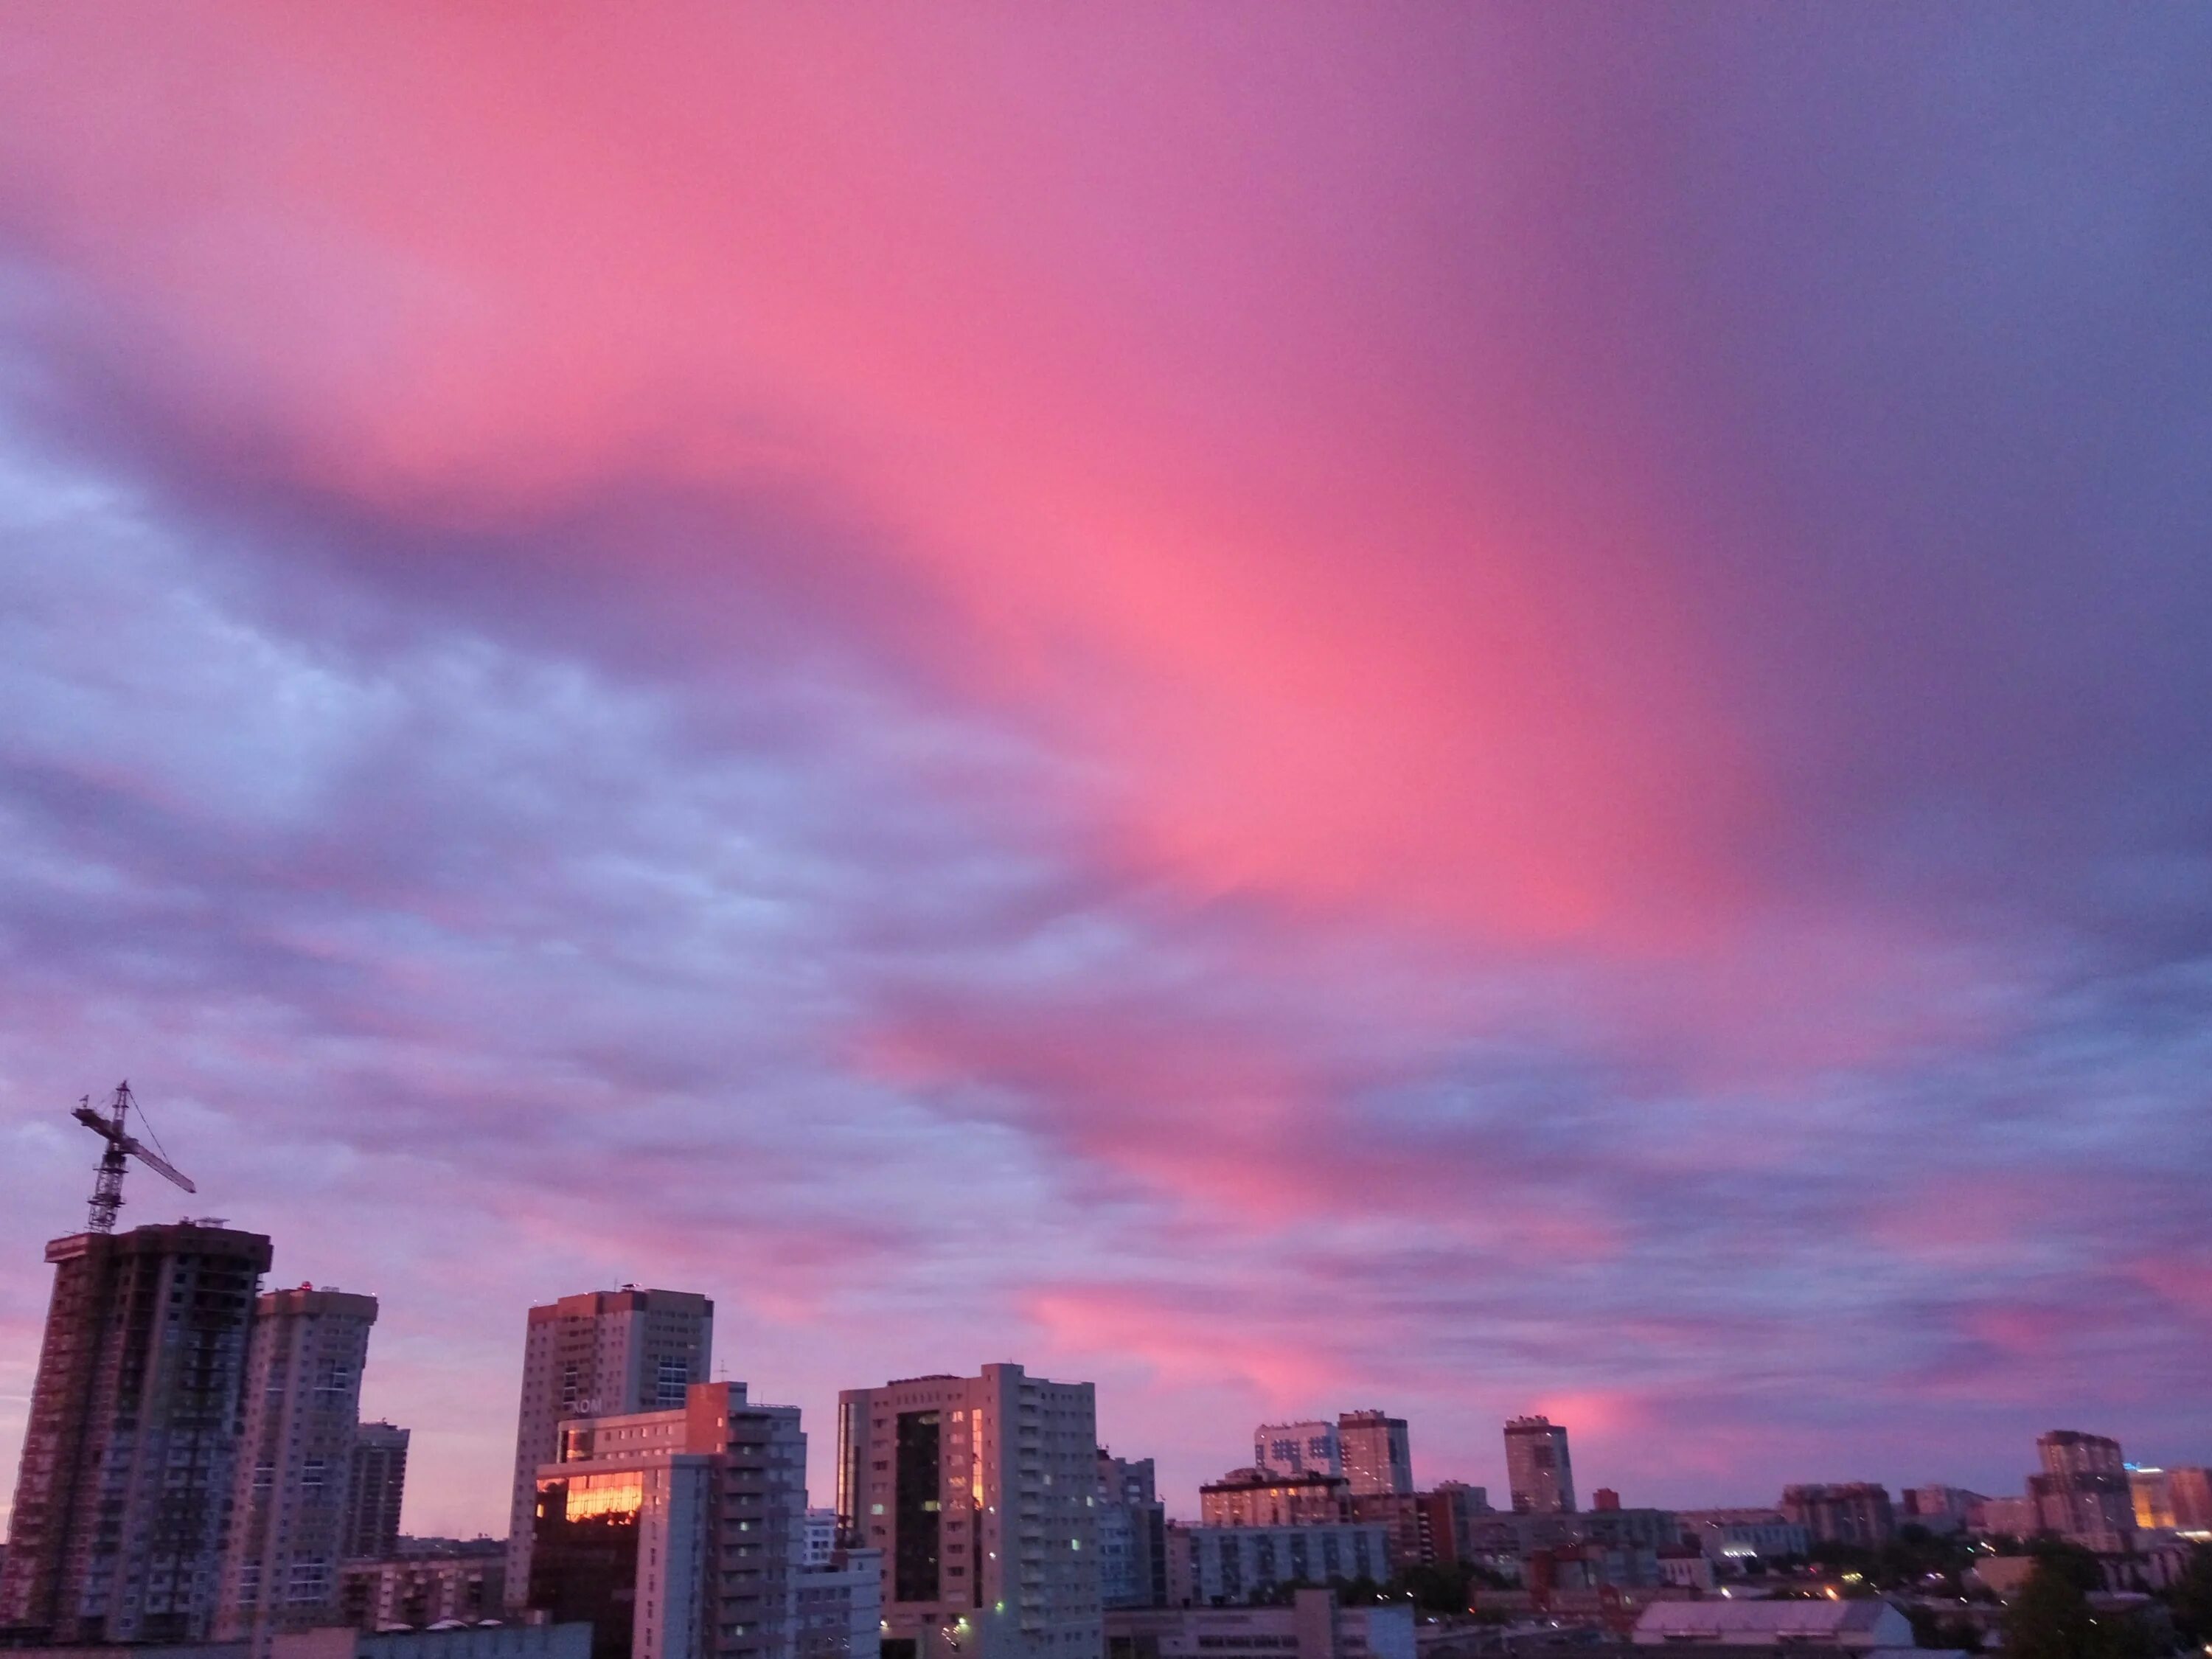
[1,7,2208,1529]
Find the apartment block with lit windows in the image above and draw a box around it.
[1251,1422,1340,1482]
[530,1381,866,1659]
[506,1288,714,1610]
[1335,1413,1411,1498]
[837,1363,1100,1659]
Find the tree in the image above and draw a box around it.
[1905,1604,1982,1651]
[2002,1559,2103,1659]
[2166,1543,2212,1646]
[2027,1539,2106,1596]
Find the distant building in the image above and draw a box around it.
[504,1289,714,1612]
[1778,1484,1895,1548]
[2031,1431,2134,1551]
[1897,1486,1983,1535]
[357,1627,591,1659]
[2171,1467,2212,1531]
[1523,1508,1680,1554]
[791,1553,883,1659]
[1335,1414,1411,1498]
[1656,1547,1714,1591]
[347,1425,411,1561]
[1672,1511,1809,1565]
[2128,1467,2175,1530]
[0,1222,273,1644]
[1099,1450,1169,1610]
[218,1286,382,1638]
[337,1540,504,1631]
[1970,1496,2039,1539]
[1108,1589,1414,1659]
[1200,1471,1351,1528]
[1165,1523,1392,1606]
[1503,1418,1574,1515]
[801,1510,841,1570]
[1253,1423,1342,1482]
[836,1363,1100,1659]
[1590,1489,1620,1512]
[1350,1483,1499,1571]
[0,1627,594,1659]
[1524,1541,1663,1595]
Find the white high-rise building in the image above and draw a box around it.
[217,1286,380,1641]
[1252,1421,1341,1481]
[837,1363,1100,1659]
[505,1287,714,1608]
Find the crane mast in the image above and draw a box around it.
[71,1081,196,1233]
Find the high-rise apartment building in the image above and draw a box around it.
[217,1286,380,1640]
[1336,1413,1412,1498]
[505,1288,714,1610]
[2029,1431,2133,1551]
[0,1222,272,1644]
[837,1363,1100,1659]
[530,1382,840,1659]
[1503,1417,1574,1515]
[345,1422,411,1559]
[1252,1422,1341,1482]
[1096,1450,1166,1610]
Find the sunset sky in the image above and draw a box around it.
[2,7,2209,1534]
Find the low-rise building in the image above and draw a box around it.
[1672,1512,1809,1565]
[338,1545,505,1632]
[0,1626,591,1659]
[1631,1598,1916,1649]
[1526,1509,1680,1554]
[792,1551,885,1659]
[1525,1543,1663,1596]
[1165,1524,1392,1607]
[1108,1590,1413,1659]
[1655,1549,1714,1592]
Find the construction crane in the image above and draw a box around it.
[72,1081,195,1233]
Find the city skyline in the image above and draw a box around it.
[3,4,2211,1551]
[1,1197,2200,1543]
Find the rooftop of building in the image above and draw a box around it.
[1205,1467,1351,1491]
[1632,1599,1910,1644]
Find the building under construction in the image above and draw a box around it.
[0,1220,274,1643]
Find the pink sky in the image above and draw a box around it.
[0,6,2208,1532]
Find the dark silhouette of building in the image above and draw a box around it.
[347,1422,413,1560]
[0,1222,272,1644]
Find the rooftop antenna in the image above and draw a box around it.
[72,1082,196,1233]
